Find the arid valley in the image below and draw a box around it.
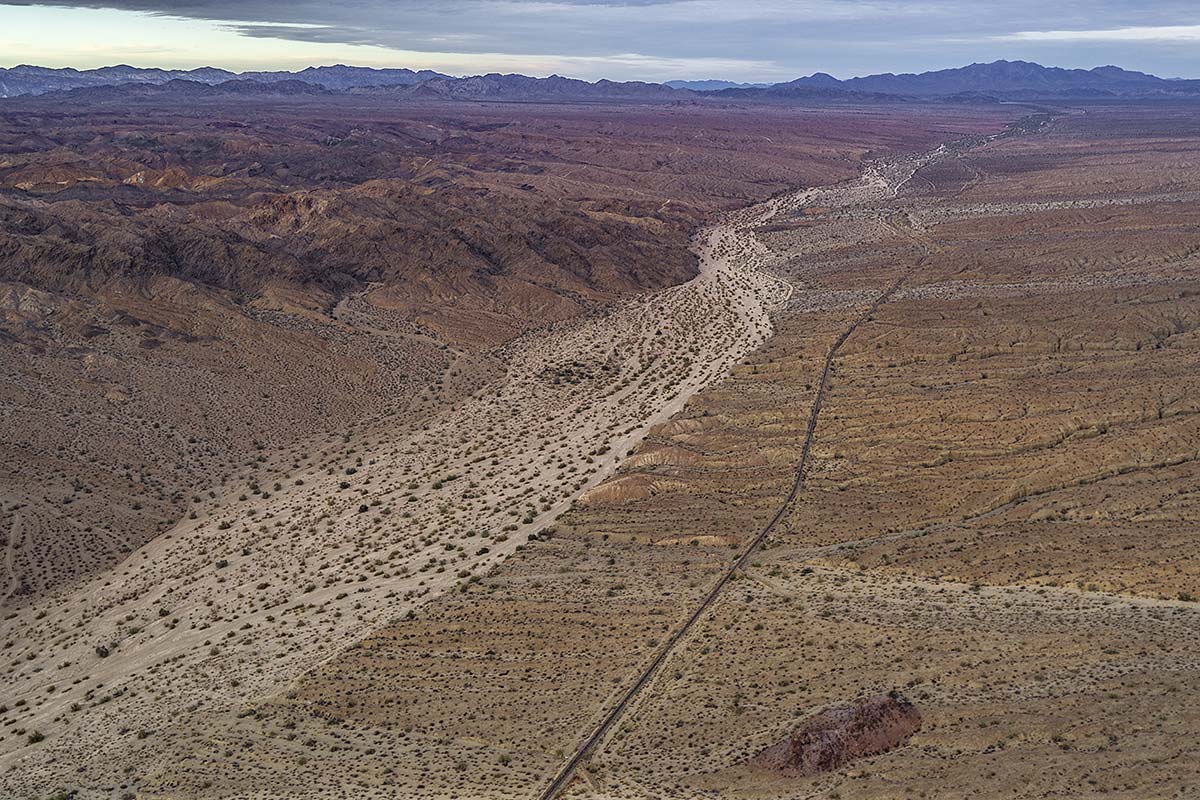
[1,40,1199,800]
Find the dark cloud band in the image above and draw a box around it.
[4,0,1199,78]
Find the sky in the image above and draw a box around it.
[1,1,1199,82]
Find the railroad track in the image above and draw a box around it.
[536,265,914,800]
[536,116,1052,799]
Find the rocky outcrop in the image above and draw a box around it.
[754,693,922,776]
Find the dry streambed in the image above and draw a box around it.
[0,174,797,794]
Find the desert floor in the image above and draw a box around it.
[5,104,1200,800]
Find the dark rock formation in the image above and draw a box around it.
[755,693,922,776]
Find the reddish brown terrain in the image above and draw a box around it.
[0,95,1006,598]
[72,103,1196,800]
[0,89,1021,799]
[2,86,1197,800]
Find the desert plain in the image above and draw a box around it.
[0,87,1197,800]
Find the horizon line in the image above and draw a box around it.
[1,58,1187,86]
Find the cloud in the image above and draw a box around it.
[1,0,945,78]
[3,0,1200,79]
[8,0,930,54]
[1001,24,1200,42]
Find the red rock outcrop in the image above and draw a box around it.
[755,693,922,776]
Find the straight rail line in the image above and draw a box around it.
[536,267,912,800]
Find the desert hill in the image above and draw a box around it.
[0,91,1003,600]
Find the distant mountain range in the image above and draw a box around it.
[392,73,683,102]
[50,78,332,101]
[663,79,771,91]
[3,60,1198,103]
[759,61,1200,99]
[0,64,449,97]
